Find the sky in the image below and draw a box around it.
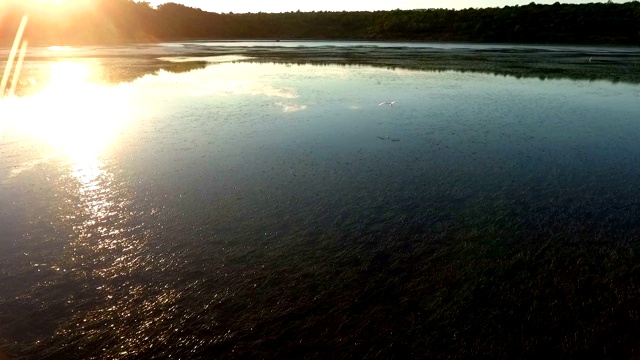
[143,0,628,13]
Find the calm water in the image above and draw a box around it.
[1,42,640,358]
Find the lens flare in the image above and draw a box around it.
[1,15,29,97]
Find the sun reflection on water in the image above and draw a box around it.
[40,63,159,351]
[1,60,133,162]
[0,58,141,278]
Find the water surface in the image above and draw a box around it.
[1,42,640,358]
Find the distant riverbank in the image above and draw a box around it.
[4,42,640,92]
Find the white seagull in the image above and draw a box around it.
[378,101,398,107]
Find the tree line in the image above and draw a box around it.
[1,0,639,45]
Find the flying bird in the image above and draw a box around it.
[378,101,398,107]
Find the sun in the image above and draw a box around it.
[9,0,64,8]
[26,0,63,4]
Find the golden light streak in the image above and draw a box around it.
[1,15,28,97]
[8,41,29,97]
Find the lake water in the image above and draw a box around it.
[2,42,640,358]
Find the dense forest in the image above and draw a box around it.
[0,0,639,45]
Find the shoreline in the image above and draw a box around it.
[2,42,640,88]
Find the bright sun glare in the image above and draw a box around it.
[25,0,63,5]
[0,61,133,165]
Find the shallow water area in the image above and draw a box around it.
[2,42,640,358]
